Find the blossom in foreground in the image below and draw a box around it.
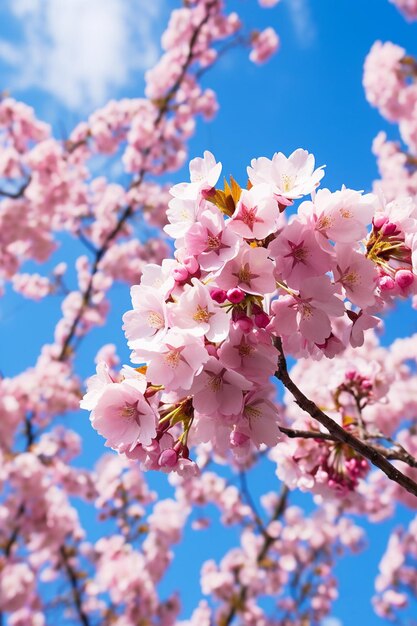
[82,149,417,487]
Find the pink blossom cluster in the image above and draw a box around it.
[0,0,279,305]
[389,0,417,20]
[364,40,417,201]
[5,0,417,623]
[0,2,287,623]
[82,148,417,479]
[198,500,363,625]
[373,514,417,619]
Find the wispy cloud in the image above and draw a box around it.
[322,618,343,626]
[285,0,316,48]
[0,0,163,111]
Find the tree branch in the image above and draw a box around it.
[279,426,336,442]
[220,485,289,626]
[274,337,417,499]
[58,1,217,362]
[59,546,91,626]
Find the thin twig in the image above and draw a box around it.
[279,426,336,442]
[59,546,91,626]
[220,485,289,626]
[58,1,217,362]
[275,337,417,499]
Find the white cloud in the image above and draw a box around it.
[0,0,163,111]
[285,0,316,47]
[0,40,21,65]
[321,618,343,626]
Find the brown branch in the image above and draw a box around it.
[239,470,268,536]
[59,546,91,626]
[369,443,417,469]
[58,1,217,362]
[275,337,417,499]
[279,426,336,442]
[280,427,417,470]
[3,503,25,557]
[220,485,289,626]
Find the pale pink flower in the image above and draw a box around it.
[216,243,276,295]
[191,356,252,416]
[122,284,169,352]
[164,197,202,240]
[334,245,378,308]
[249,27,280,64]
[184,208,240,271]
[269,217,331,288]
[218,326,276,383]
[236,387,281,447]
[363,41,407,121]
[137,330,209,390]
[170,151,222,200]
[229,184,279,239]
[80,362,114,411]
[248,148,325,200]
[0,562,35,612]
[271,276,344,344]
[348,311,381,348]
[90,377,157,451]
[389,0,417,20]
[139,259,177,298]
[169,278,230,343]
[304,187,376,244]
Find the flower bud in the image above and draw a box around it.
[395,268,414,289]
[379,275,395,291]
[210,288,227,303]
[183,255,199,274]
[227,287,245,303]
[230,430,249,447]
[372,215,388,230]
[254,311,270,328]
[235,316,254,332]
[381,221,398,236]
[172,266,189,283]
[158,449,178,468]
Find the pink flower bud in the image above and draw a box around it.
[379,275,395,291]
[235,316,254,332]
[230,431,250,446]
[381,221,398,236]
[254,311,270,328]
[158,449,178,468]
[345,369,356,381]
[395,269,414,289]
[172,266,189,283]
[210,288,227,303]
[372,215,388,230]
[183,255,199,274]
[227,287,245,303]
[205,344,218,357]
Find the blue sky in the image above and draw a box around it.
[1,0,417,624]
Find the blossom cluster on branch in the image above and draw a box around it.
[82,148,417,489]
[364,38,417,203]
[2,0,417,624]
